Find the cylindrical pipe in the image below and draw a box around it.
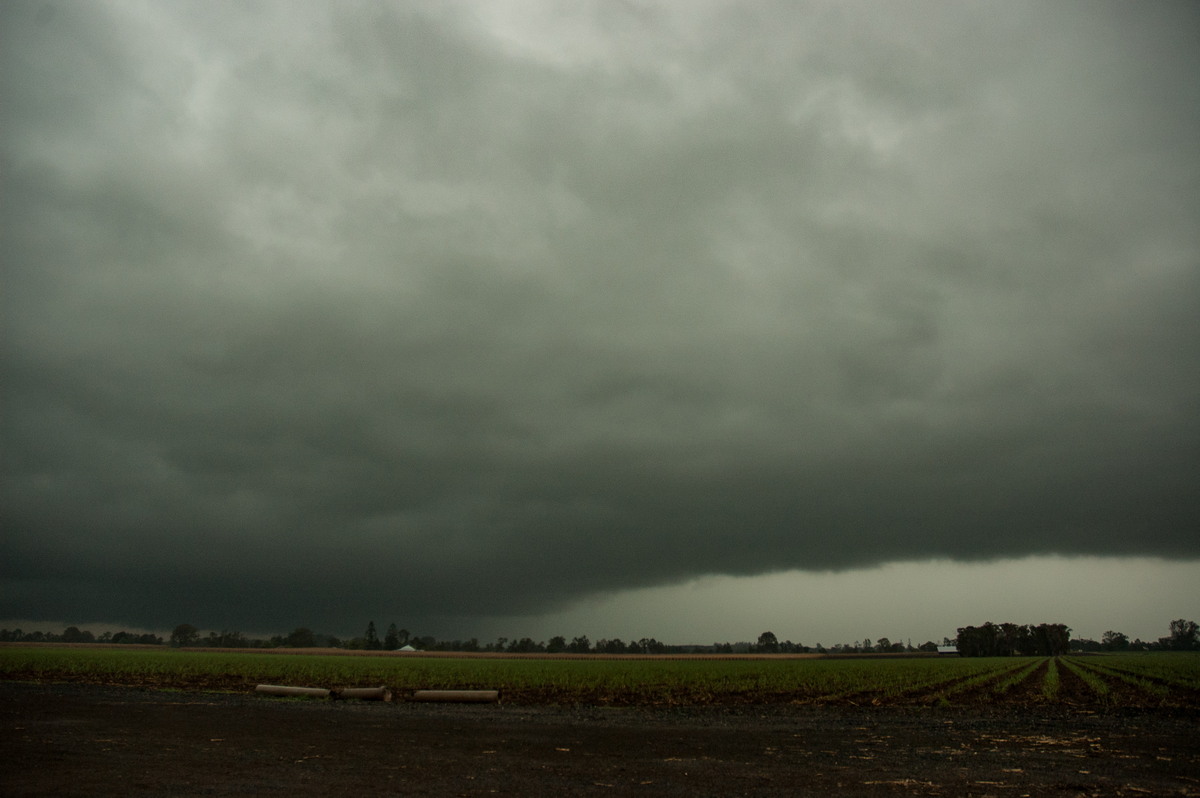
[254,684,331,698]
[334,686,393,701]
[410,689,500,703]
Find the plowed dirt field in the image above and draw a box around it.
[3,681,1197,797]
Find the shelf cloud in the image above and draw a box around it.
[2,0,1197,636]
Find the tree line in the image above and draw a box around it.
[0,627,164,645]
[3,618,1196,654]
[1072,619,1200,653]
[954,622,1072,657]
[953,619,1200,657]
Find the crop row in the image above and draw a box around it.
[1059,657,1200,706]
[1077,653,1200,691]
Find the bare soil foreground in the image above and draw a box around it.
[3,682,1198,797]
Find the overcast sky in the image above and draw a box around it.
[2,1,1197,646]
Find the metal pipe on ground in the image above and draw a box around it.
[410,689,500,703]
[254,685,331,698]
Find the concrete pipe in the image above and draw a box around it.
[254,684,331,698]
[334,686,393,701]
[410,689,500,703]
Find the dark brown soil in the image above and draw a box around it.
[2,682,1198,797]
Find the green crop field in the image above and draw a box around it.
[1,645,1197,708]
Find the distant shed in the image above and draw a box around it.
[936,645,959,655]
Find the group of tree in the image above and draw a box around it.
[7,618,1197,655]
[954,622,1073,657]
[754,632,940,654]
[754,631,807,653]
[0,627,164,645]
[1070,619,1200,653]
[1162,619,1200,650]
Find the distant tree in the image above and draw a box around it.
[170,624,199,648]
[568,635,591,654]
[996,623,1024,657]
[508,637,542,653]
[756,631,780,653]
[641,637,666,654]
[918,641,938,653]
[365,622,381,650]
[61,626,94,644]
[223,631,247,647]
[958,622,1070,656]
[546,636,567,654]
[283,627,316,648]
[596,638,626,654]
[384,623,400,650]
[201,630,244,648]
[956,631,980,655]
[1101,631,1129,651]
[1163,619,1199,651]
[1032,623,1071,656]
[956,623,1001,656]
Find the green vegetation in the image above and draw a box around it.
[989,657,1045,697]
[1087,653,1200,690]
[3,646,1196,708]
[1041,657,1060,700]
[1059,657,1110,700]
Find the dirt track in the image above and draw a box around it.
[3,682,1198,796]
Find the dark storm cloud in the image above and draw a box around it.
[2,1,1198,635]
